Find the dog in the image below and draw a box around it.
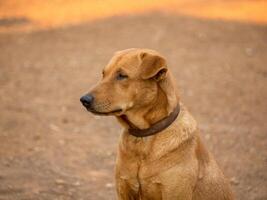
[80,48,234,200]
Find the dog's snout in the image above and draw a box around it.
[80,94,94,108]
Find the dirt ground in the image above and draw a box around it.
[0,12,267,200]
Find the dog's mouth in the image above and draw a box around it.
[86,108,123,116]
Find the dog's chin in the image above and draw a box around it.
[86,107,124,116]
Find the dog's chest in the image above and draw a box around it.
[123,136,154,161]
[118,152,163,199]
[117,136,166,194]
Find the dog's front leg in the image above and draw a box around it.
[155,165,196,200]
[116,177,140,200]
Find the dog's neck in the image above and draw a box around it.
[117,81,178,130]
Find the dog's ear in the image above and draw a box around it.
[139,52,168,81]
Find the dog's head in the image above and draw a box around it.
[80,48,177,116]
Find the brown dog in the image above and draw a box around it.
[80,48,234,200]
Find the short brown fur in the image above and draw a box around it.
[84,48,234,200]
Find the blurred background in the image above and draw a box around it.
[0,0,266,199]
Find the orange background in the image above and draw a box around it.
[0,0,267,32]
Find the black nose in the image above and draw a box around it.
[80,94,94,108]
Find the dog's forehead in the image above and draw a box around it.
[104,51,140,74]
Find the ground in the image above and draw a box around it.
[0,12,267,200]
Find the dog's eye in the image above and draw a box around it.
[116,73,128,80]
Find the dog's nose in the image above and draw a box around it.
[80,94,94,108]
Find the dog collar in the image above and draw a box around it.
[123,104,180,137]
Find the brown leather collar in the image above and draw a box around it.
[121,104,180,137]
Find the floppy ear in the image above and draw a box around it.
[139,52,168,81]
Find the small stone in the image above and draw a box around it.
[7,185,13,189]
[61,106,67,112]
[196,32,206,39]
[73,181,81,186]
[245,48,253,56]
[55,179,66,185]
[59,140,65,145]
[3,160,10,167]
[49,124,60,132]
[73,127,80,133]
[105,183,113,188]
[247,186,253,191]
[34,146,42,152]
[33,189,40,194]
[230,177,239,185]
[204,134,211,140]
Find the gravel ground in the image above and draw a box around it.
[0,12,267,200]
